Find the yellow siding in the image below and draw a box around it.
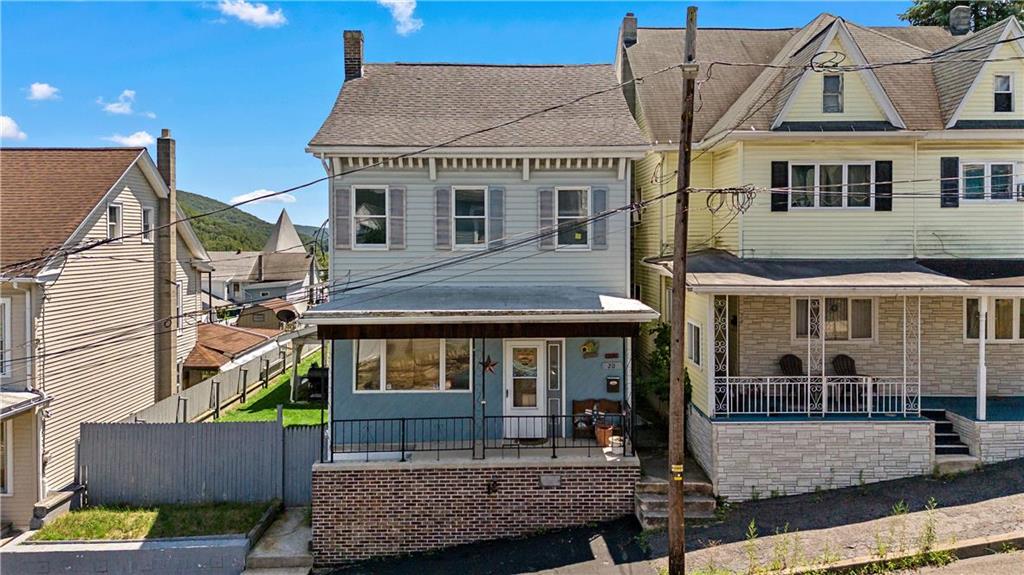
[0,411,40,530]
[782,38,886,123]
[709,144,742,252]
[684,291,710,416]
[958,42,1024,122]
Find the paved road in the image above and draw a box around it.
[911,552,1023,574]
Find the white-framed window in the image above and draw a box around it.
[793,297,875,341]
[0,420,11,495]
[176,280,183,335]
[994,74,1014,113]
[663,283,673,323]
[452,186,487,249]
[555,187,591,248]
[789,163,873,209]
[0,297,9,377]
[961,162,1016,201]
[354,339,473,393]
[141,207,154,243]
[252,312,266,323]
[107,203,123,241]
[965,297,1024,342]
[352,185,388,249]
[823,74,844,113]
[686,320,702,367]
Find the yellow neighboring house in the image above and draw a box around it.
[0,138,211,532]
[617,13,1024,500]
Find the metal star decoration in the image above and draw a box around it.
[479,354,498,374]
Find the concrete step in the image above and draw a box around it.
[934,454,980,475]
[636,478,713,496]
[242,568,311,575]
[935,444,971,456]
[635,493,716,528]
[246,508,313,570]
[920,409,947,422]
[935,433,964,445]
[934,422,955,434]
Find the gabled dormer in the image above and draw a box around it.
[771,19,906,131]
[939,17,1024,128]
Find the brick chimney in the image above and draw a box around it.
[344,30,364,82]
[155,128,178,400]
[621,12,638,48]
[949,5,971,36]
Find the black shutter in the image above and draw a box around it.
[771,161,789,212]
[940,157,960,208]
[874,161,893,212]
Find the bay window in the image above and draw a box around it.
[556,188,590,247]
[353,187,388,247]
[966,297,1024,341]
[453,187,486,248]
[789,163,873,208]
[355,339,473,392]
[794,297,874,341]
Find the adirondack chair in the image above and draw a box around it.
[779,354,805,377]
[831,354,866,411]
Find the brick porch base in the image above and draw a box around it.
[311,458,641,567]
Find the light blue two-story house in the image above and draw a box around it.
[302,31,658,565]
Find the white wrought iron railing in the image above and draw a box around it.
[712,376,921,418]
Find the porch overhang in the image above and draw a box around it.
[644,250,1024,296]
[303,286,659,339]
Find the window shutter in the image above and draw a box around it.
[334,185,351,250]
[538,187,555,250]
[487,186,505,249]
[592,187,609,250]
[940,157,960,208]
[434,186,452,249]
[771,161,789,212]
[874,161,893,212]
[388,186,406,249]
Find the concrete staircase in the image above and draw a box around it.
[921,409,981,475]
[242,508,313,575]
[635,477,716,529]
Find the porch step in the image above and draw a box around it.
[635,477,716,528]
[923,410,973,458]
[934,422,955,434]
[636,477,713,496]
[934,454,980,475]
[935,444,971,456]
[935,432,964,445]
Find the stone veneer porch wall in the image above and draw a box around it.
[946,412,1024,464]
[735,296,1022,396]
[687,407,934,501]
[311,458,641,567]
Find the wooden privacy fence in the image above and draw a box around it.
[78,421,323,506]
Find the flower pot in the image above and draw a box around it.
[595,424,614,447]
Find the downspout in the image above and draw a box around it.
[912,139,919,258]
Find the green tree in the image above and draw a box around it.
[899,0,1024,32]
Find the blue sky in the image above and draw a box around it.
[2,1,913,226]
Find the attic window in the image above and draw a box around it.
[823,74,843,113]
[107,204,123,241]
[995,75,1013,112]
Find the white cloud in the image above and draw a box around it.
[378,0,423,35]
[28,82,60,101]
[0,116,27,140]
[98,89,136,115]
[230,189,296,205]
[103,131,155,147]
[217,0,287,28]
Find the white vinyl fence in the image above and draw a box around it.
[79,421,324,506]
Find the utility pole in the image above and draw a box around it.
[669,6,697,575]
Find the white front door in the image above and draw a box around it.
[503,341,547,439]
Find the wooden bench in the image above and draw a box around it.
[571,399,622,440]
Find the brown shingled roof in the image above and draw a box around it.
[0,148,144,273]
[309,63,646,149]
[184,323,281,370]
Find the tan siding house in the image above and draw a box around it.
[0,140,209,528]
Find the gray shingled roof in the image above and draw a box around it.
[625,14,980,142]
[308,63,646,149]
[931,18,1015,125]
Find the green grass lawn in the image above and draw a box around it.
[31,502,269,541]
[217,350,327,426]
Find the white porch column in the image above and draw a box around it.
[977,296,988,421]
[289,342,303,403]
[711,294,729,417]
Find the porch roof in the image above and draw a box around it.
[304,286,658,339]
[645,250,1024,295]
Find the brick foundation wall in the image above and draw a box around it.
[311,459,641,567]
[713,421,934,501]
[736,296,1021,396]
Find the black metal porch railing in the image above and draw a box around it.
[328,406,635,461]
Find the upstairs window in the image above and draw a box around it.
[141,207,154,243]
[556,188,590,248]
[994,74,1013,112]
[452,187,486,248]
[823,74,843,113]
[962,162,1015,201]
[353,187,387,248]
[107,203,122,241]
[790,163,873,209]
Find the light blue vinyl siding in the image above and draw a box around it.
[329,166,630,295]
